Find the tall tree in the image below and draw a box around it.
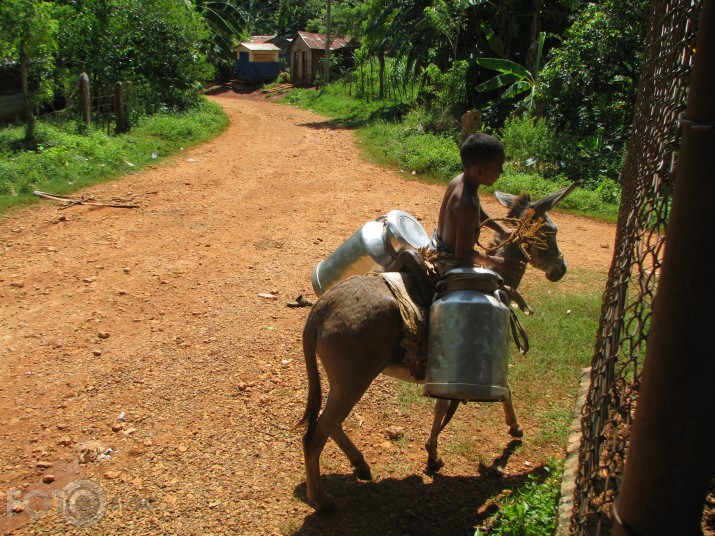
[272,0,324,36]
[0,0,58,146]
[54,0,214,111]
[539,0,650,140]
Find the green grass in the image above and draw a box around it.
[0,98,229,216]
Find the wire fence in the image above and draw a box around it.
[567,0,705,534]
[45,75,162,134]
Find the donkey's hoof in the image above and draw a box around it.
[353,462,372,481]
[509,425,524,438]
[426,457,445,473]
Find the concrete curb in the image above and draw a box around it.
[556,366,592,536]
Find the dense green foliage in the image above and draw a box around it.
[0,0,58,145]
[53,0,214,110]
[475,461,564,535]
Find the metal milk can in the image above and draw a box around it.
[311,210,429,296]
[423,267,511,402]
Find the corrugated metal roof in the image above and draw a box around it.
[237,43,281,51]
[249,35,275,44]
[249,35,291,45]
[296,31,351,50]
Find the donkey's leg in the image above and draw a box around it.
[303,410,336,513]
[502,384,523,438]
[304,379,376,513]
[331,428,372,481]
[425,398,459,471]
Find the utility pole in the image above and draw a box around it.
[323,0,331,85]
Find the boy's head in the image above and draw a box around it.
[460,133,505,186]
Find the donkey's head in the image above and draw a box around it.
[493,183,579,283]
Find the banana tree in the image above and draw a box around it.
[184,1,247,54]
[474,31,545,114]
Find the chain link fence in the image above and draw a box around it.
[567,0,704,534]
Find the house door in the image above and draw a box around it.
[293,51,300,83]
[301,51,308,83]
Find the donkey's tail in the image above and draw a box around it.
[295,317,322,434]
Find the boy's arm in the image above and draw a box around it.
[455,204,525,286]
[454,203,495,266]
[480,206,509,237]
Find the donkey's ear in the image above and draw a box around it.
[533,182,580,212]
[495,190,518,208]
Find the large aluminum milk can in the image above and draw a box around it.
[311,210,429,296]
[423,267,511,402]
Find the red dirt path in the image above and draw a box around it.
[0,88,617,535]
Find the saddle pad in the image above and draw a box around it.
[378,272,428,381]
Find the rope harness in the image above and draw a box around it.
[477,208,549,261]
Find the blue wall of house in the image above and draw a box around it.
[236,53,280,83]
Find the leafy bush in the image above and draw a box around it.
[475,460,564,536]
[595,177,622,205]
[499,115,575,179]
[140,99,228,142]
[396,131,462,177]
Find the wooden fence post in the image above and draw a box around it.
[79,72,90,124]
[114,81,128,134]
[460,110,481,145]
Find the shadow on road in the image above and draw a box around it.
[291,440,544,536]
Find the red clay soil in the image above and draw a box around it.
[0,87,623,535]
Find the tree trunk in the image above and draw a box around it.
[20,43,36,147]
[115,82,128,134]
[378,49,385,100]
[323,0,331,85]
[526,0,544,72]
[80,72,91,125]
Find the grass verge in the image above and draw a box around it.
[0,98,229,216]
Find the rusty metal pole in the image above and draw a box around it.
[613,1,715,535]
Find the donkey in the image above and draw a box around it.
[298,183,578,512]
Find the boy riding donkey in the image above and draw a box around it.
[385,133,533,384]
[390,133,528,309]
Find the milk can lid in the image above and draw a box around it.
[383,210,430,251]
[443,266,503,283]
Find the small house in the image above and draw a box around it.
[288,31,353,85]
[249,35,292,69]
[235,42,281,84]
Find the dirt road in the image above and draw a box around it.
[0,88,615,535]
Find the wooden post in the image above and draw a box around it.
[114,81,128,134]
[79,72,90,124]
[460,110,481,145]
[612,1,715,534]
[323,0,331,85]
